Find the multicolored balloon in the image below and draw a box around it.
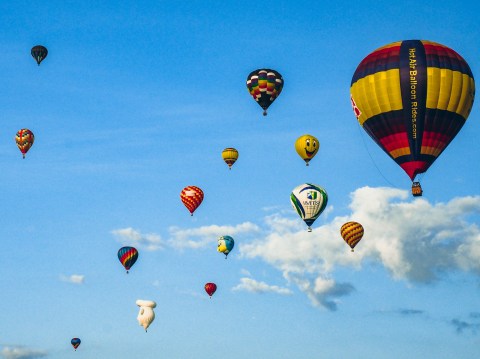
[295,134,319,166]
[117,246,138,273]
[246,69,284,116]
[204,282,217,298]
[15,129,34,159]
[290,183,328,232]
[71,338,81,351]
[340,222,364,252]
[217,235,234,258]
[180,186,204,216]
[222,148,239,169]
[350,40,475,186]
[31,45,48,65]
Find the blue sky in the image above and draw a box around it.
[1,1,480,358]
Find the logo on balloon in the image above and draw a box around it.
[350,95,361,119]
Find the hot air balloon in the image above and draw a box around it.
[217,235,234,258]
[204,282,217,298]
[117,246,138,273]
[180,186,204,215]
[350,40,475,195]
[15,129,34,159]
[222,148,239,169]
[290,183,328,232]
[340,221,364,252]
[246,69,283,116]
[136,300,156,332]
[71,338,81,351]
[31,45,48,65]
[295,134,319,166]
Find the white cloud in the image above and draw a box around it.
[0,346,47,359]
[111,227,164,251]
[110,187,480,311]
[168,222,260,250]
[232,277,293,295]
[240,186,480,310]
[59,274,85,284]
[240,268,252,277]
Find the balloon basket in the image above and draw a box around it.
[411,182,423,197]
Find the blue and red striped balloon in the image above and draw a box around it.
[118,246,139,273]
[71,338,81,351]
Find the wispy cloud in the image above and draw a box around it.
[450,318,480,334]
[168,222,260,250]
[0,346,48,359]
[397,309,425,316]
[59,274,85,284]
[232,277,293,295]
[111,227,164,251]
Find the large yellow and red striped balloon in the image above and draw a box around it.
[180,186,204,216]
[350,40,475,181]
[340,222,364,252]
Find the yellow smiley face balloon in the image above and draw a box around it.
[295,134,319,166]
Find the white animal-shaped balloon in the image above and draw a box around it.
[136,299,156,332]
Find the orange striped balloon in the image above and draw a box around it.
[180,186,204,216]
[340,222,364,252]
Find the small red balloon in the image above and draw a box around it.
[204,282,217,298]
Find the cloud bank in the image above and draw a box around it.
[111,187,480,311]
[241,187,480,310]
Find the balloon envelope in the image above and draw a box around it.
[340,222,364,251]
[295,134,319,165]
[246,69,283,115]
[31,45,48,65]
[350,40,475,181]
[290,183,328,231]
[15,129,34,159]
[217,235,234,257]
[222,148,238,169]
[71,338,81,351]
[180,186,204,215]
[136,300,156,332]
[205,282,217,297]
[118,246,138,272]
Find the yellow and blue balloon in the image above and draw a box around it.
[218,235,234,258]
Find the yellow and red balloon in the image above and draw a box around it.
[222,148,238,169]
[15,129,34,159]
[350,40,475,184]
[180,186,204,215]
[340,222,364,252]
